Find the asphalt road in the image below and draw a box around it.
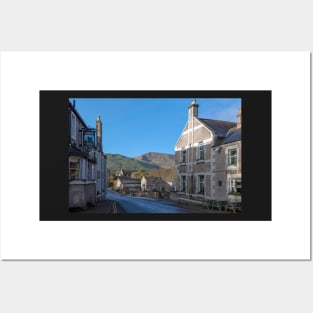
[106,189,194,214]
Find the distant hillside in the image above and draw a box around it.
[134,152,175,169]
[106,152,177,182]
[148,168,177,182]
[106,153,160,173]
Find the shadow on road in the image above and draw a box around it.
[69,200,126,214]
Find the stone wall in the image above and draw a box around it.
[69,182,96,209]
[193,126,211,142]
[193,161,210,172]
[174,113,241,201]
[176,133,188,148]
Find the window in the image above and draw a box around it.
[182,149,187,163]
[198,144,205,160]
[235,180,242,193]
[228,149,237,166]
[199,175,205,194]
[229,178,241,194]
[69,158,88,180]
[71,112,76,140]
[181,176,186,192]
[69,158,80,180]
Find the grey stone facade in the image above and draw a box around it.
[174,99,241,202]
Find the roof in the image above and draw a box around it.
[220,127,241,145]
[69,101,88,129]
[199,118,236,137]
[117,177,141,184]
[142,176,162,183]
[119,169,136,177]
[69,145,97,162]
[69,145,89,158]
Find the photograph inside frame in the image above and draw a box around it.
[40,90,271,221]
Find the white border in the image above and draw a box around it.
[0,52,310,260]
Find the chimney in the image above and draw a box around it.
[188,98,199,120]
[237,107,241,128]
[96,115,102,152]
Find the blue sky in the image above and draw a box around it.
[70,98,241,157]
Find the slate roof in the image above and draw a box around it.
[69,101,88,129]
[69,145,89,158]
[69,144,97,162]
[199,118,236,137]
[197,118,241,147]
[123,170,135,176]
[119,169,136,177]
[220,127,241,145]
[117,177,141,184]
[143,176,162,183]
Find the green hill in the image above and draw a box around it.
[134,152,175,169]
[106,152,177,182]
[106,153,160,173]
[148,167,178,182]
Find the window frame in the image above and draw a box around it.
[198,143,205,160]
[181,176,186,192]
[228,149,238,166]
[69,157,81,180]
[181,149,187,163]
[229,178,241,194]
[199,175,205,194]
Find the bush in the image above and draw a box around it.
[228,191,241,196]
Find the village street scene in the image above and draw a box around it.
[68,98,242,214]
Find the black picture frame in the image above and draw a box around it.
[40,90,271,221]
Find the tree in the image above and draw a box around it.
[132,168,148,178]
[108,172,117,187]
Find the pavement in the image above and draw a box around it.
[69,199,126,214]
[171,201,212,213]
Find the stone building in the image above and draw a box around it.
[115,177,141,192]
[69,100,106,209]
[174,99,241,202]
[141,176,172,192]
[116,168,136,178]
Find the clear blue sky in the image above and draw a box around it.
[70,98,241,157]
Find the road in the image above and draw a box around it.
[106,189,194,214]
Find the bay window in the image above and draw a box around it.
[69,158,80,180]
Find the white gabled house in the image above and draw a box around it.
[140,176,172,192]
[115,176,141,192]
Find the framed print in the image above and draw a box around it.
[40,90,271,222]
